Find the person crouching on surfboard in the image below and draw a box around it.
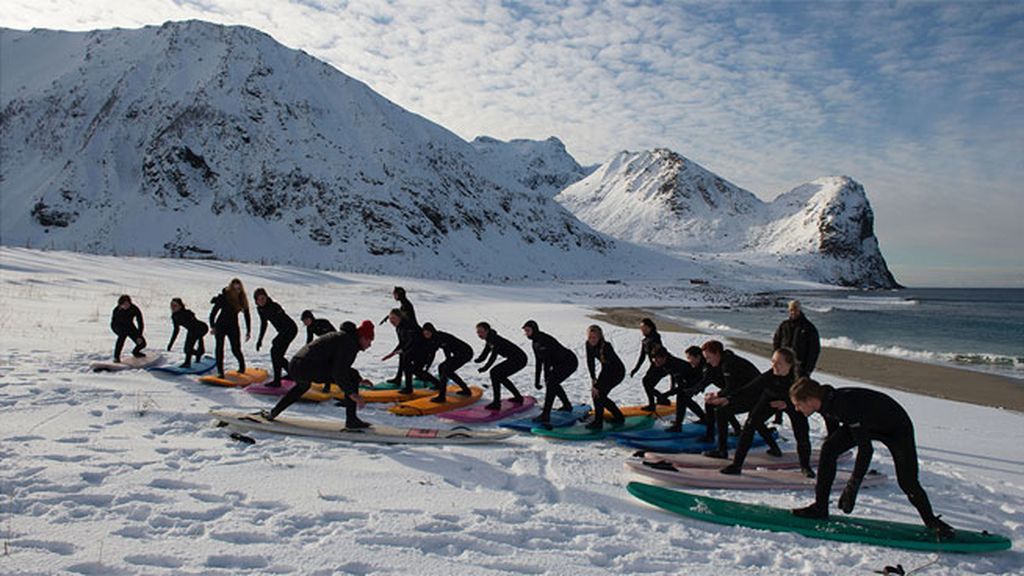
[523,320,577,424]
[381,308,427,395]
[789,378,954,537]
[262,320,376,429]
[253,288,298,388]
[167,298,208,368]
[651,346,707,432]
[111,294,147,363]
[301,310,335,344]
[421,322,473,403]
[474,322,527,410]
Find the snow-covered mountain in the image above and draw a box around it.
[470,135,593,197]
[556,149,898,288]
[0,21,671,281]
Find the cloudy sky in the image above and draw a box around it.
[2,0,1021,286]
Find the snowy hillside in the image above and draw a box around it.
[470,136,594,197]
[0,247,1019,575]
[557,150,899,288]
[0,21,671,281]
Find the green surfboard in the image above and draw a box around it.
[626,482,1011,553]
[362,378,432,391]
[531,416,654,441]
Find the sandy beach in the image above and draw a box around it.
[593,307,1024,413]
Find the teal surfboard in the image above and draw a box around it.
[626,482,1011,553]
[531,416,654,441]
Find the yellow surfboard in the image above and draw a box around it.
[389,386,484,416]
[198,368,269,387]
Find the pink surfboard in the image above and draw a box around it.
[439,395,537,423]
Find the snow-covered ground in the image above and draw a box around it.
[0,248,1020,575]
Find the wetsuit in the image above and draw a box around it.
[631,330,669,408]
[528,329,577,420]
[586,339,626,428]
[390,317,431,394]
[111,304,146,361]
[257,298,298,386]
[168,308,208,366]
[804,386,943,529]
[656,353,708,427]
[475,330,527,408]
[722,370,809,473]
[710,365,785,458]
[696,350,760,442]
[383,297,417,383]
[268,330,367,428]
[209,292,251,377]
[423,330,473,402]
[305,318,336,344]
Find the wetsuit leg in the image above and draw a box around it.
[490,357,525,403]
[882,428,938,524]
[270,378,311,419]
[641,365,668,407]
[270,330,295,384]
[129,328,146,357]
[731,396,782,468]
[214,331,227,375]
[195,325,207,358]
[686,397,706,422]
[183,331,199,365]
[597,370,624,423]
[813,426,857,510]
[113,332,129,361]
[702,403,716,440]
[226,326,244,372]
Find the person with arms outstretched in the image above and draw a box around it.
[789,378,954,538]
[110,294,147,362]
[254,288,298,387]
[209,278,252,378]
[474,322,526,410]
[523,320,576,423]
[167,298,208,367]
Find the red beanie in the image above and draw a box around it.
[357,320,375,341]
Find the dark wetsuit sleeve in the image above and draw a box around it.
[209,297,221,327]
[134,306,144,334]
[110,308,117,331]
[168,316,181,349]
[242,307,252,335]
[804,323,821,374]
[306,326,314,344]
[632,343,646,374]
[587,345,598,381]
[257,308,269,347]
[848,422,874,483]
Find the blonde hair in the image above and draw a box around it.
[225,278,249,312]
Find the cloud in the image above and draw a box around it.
[1,0,1022,285]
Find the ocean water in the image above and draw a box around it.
[664,288,1024,380]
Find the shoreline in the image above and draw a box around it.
[592,307,1024,413]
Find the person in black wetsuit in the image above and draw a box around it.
[380,286,417,385]
[695,340,760,446]
[629,318,672,412]
[110,294,147,362]
[523,320,576,423]
[651,346,707,432]
[474,322,526,410]
[301,310,336,344]
[584,324,626,430]
[253,288,298,387]
[789,378,954,538]
[209,278,252,378]
[167,298,208,368]
[381,308,426,395]
[421,322,473,403]
[263,321,376,429]
[718,348,814,477]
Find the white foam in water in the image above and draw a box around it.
[821,337,1024,378]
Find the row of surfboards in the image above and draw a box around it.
[89,353,1012,553]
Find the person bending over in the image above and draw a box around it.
[254,288,298,387]
[474,322,526,410]
[584,325,626,430]
[167,298,208,367]
[523,320,576,423]
[111,294,147,362]
[301,310,336,344]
